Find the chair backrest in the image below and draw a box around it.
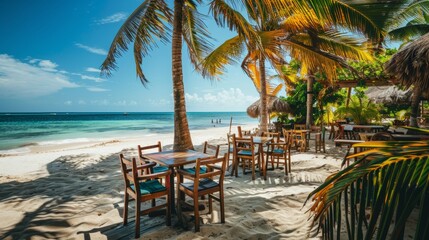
[137,142,162,174]
[193,154,227,191]
[262,131,280,143]
[203,141,220,158]
[237,126,243,137]
[119,154,155,197]
[294,124,306,130]
[233,135,255,157]
[282,128,294,145]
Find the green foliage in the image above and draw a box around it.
[335,49,397,83]
[279,81,344,124]
[335,94,382,124]
[307,139,429,239]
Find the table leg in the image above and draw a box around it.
[169,167,176,214]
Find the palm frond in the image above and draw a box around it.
[307,140,429,239]
[209,0,260,47]
[200,35,245,79]
[283,37,357,81]
[297,0,381,41]
[389,24,429,40]
[182,1,213,71]
[101,0,172,85]
[388,0,429,30]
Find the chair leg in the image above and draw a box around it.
[123,192,129,225]
[251,158,256,180]
[194,195,200,232]
[208,194,213,214]
[220,190,225,224]
[135,200,141,238]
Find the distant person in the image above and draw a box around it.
[216,119,219,124]
[219,119,221,124]
[211,119,213,124]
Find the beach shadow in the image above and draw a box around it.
[0,149,151,239]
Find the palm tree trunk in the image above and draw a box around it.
[306,72,314,129]
[410,87,422,127]
[259,56,269,132]
[172,0,193,150]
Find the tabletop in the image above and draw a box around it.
[252,136,273,144]
[143,150,211,168]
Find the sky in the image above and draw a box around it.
[0,0,261,112]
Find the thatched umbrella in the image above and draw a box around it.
[365,86,412,104]
[385,32,429,126]
[247,96,292,118]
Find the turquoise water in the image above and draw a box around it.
[0,112,257,151]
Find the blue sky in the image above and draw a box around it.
[0,0,261,112]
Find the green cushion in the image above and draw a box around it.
[237,150,253,156]
[183,167,207,175]
[131,179,166,195]
[181,178,218,191]
[273,149,285,154]
[153,166,168,173]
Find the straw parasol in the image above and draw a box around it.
[247,96,292,118]
[365,86,412,104]
[385,32,429,126]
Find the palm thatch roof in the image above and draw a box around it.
[385,32,429,90]
[247,96,291,118]
[365,86,412,104]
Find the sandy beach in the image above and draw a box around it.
[0,124,348,239]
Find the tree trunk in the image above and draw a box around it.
[259,56,269,132]
[410,87,422,127]
[172,0,193,150]
[306,73,314,129]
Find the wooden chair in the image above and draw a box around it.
[294,124,307,130]
[176,155,227,232]
[138,142,169,174]
[183,141,220,175]
[119,154,171,238]
[282,129,295,173]
[237,125,252,137]
[265,132,291,177]
[226,133,235,171]
[314,126,326,153]
[261,131,281,169]
[233,135,260,180]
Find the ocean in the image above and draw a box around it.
[0,112,257,151]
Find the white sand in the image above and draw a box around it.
[0,124,348,239]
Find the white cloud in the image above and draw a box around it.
[78,100,86,105]
[149,98,171,106]
[96,12,127,25]
[64,100,72,105]
[28,58,59,72]
[86,67,101,73]
[185,88,257,105]
[114,100,137,106]
[0,54,78,98]
[75,43,107,55]
[81,75,105,82]
[87,87,109,92]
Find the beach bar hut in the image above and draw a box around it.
[247,96,292,118]
[385,32,429,126]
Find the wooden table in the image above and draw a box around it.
[364,133,429,141]
[142,150,211,213]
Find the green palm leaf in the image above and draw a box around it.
[182,1,213,71]
[307,141,429,239]
[101,0,172,85]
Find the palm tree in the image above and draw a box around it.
[202,0,380,131]
[101,0,215,150]
[202,1,289,132]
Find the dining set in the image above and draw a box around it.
[226,125,326,181]
[119,141,226,237]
